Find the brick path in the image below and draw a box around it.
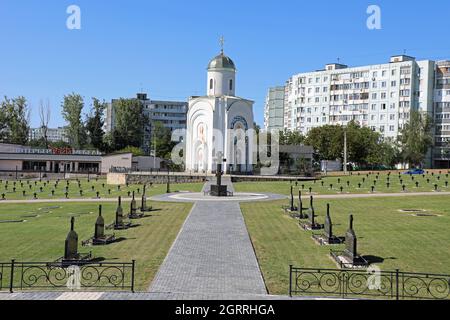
[149,177,267,295]
[0,292,323,300]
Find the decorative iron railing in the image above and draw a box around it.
[289,266,450,300]
[0,260,135,293]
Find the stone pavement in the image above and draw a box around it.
[149,177,267,295]
[0,291,327,300]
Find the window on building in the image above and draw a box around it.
[229,79,233,91]
[210,79,213,90]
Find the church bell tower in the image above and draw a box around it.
[206,37,236,97]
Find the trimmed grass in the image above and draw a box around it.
[0,178,203,200]
[234,172,450,195]
[241,196,450,295]
[0,201,192,291]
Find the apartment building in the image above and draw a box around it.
[105,93,188,154]
[29,127,69,143]
[434,61,450,168]
[264,86,285,131]
[264,54,450,167]
[283,55,435,139]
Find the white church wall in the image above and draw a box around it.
[227,100,255,172]
[186,99,214,172]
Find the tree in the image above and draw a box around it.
[0,96,30,145]
[151,121,175,159]
[304,121,390,169]
[117,146,145,156]
[344,121,380,166]
[279,129,305,145]
[305,125,343,162]
[85,98,106,151]
[366,138,400,169]
[398,111,433,167]
[38,99,51,148]
[61,93,86,149]
[111,98,147,150]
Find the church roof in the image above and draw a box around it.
[208,53,236,70]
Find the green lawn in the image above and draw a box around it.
[0,200,192,291]
[235,172,450,195]
[0,178,203,200]
[241,195,450,295]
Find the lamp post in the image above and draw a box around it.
[166,160,172,194]
[344,127,348,175]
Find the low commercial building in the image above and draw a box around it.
[0,144,102,173]
[0,144,163,175]
[101,153,163,173]
[279,145,314,174]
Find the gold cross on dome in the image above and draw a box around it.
[219,36,225,54]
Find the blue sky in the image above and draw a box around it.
[1,0,449,127]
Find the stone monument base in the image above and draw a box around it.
[82,235,116,246]
[300,221,324,231]
[54,252,93,267]
[107,221,132,230]
[330,250,369,268]
[312,234,345,246]
[128,212,145,219]
[210,185,228,197]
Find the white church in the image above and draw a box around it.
[185,45,255,174]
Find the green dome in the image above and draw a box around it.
[208,53,236,70]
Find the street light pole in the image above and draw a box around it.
[153,128,156,169]
[344,127,348,175]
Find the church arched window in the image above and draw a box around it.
[229,79,233,91]
[210,79,213,90]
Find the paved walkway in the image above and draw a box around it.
[1,191,449,204]
[0,292,327,300]
[149,177,267,295]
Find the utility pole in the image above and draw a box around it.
[152,124,156,169]
[343,128,348,175]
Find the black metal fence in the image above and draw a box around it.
[0,260,135,293]
[289,266,450,300]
